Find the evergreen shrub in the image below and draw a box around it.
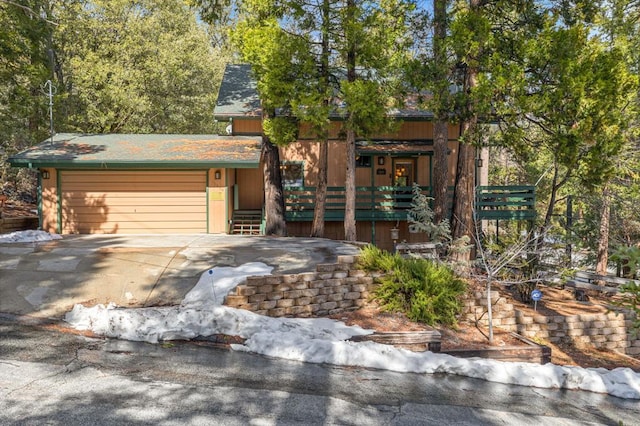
[358,245,467,326]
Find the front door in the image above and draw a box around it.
[393,158,416,208]
[393,159,415,187]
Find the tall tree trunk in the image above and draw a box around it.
[344,129,357,241]
[262,107,287,236]
[311,139,328,237]
[452,0,483,263]
[451,127,475,247]
[433,124,449,223]
[311,0,331,238]
[432,0,449,224]
[595,185,611,279]
[343,0,357,242]
[451,85,477,261]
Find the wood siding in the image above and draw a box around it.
[233,119,262,135]
[281,141,444,188]
[60,170,207,234]
[236,167,263,210]
[41,169,58,233]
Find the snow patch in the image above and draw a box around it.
[64,262,640,400]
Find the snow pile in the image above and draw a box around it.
[0,230,62,243]
[65,262,640,400]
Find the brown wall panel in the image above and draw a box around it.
[236,167,263,210]
[233,119,262,135]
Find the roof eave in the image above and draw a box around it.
[7,159,260,169]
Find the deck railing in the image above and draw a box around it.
[284,185,424,221]
[475,185,536,220]
[283,185,536,222]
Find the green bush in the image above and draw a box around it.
[358,245,467,326]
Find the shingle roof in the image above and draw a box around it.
[214,64,261,119]
[213,64,440,121]
[8,133,262,168]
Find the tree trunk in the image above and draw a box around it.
[432,0,449,224]
[311,139,328,237]
[311,0,330,238]
[343,0,357,242]
[262,108,287,236]
[595,185,611,279]
[433,121,449,224]
[451,94,477,262]
[344,129,357,241]
[451,130,475,249]
[451,0,482,264]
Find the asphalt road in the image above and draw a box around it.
[1,315,638,425]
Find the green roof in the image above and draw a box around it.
[214,64,261,120]
[8,133,262,169]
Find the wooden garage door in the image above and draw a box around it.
[60,170,207,234]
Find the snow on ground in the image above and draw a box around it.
[0,230,62,243]
[64,262,640,400]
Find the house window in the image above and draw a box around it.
[356,155,372,168]
[281,162,304,187]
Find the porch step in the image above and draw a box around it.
[231,210,263,235]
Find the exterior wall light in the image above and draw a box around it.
[41,170,50,179]
[214,170,222,180]
[378,157,385,165]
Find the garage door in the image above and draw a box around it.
[60,170,207,234]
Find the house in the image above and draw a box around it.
[216,64,488,249]
[8,64,532,248]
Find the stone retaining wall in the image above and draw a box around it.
[224,259,640,357]
[463,290,640,356]
[223,255,376,317]
[462,290,517,331]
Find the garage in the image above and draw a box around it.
[8,133,263,235]
[60,170,207,234]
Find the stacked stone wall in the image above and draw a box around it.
[464,290,640,356]
[223,255,376,317]
[461,290,518,332]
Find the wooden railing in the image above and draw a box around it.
[284,185,536,222]
[475,185,536,221]
[284,185,425,221]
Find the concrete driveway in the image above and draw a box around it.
[0,235,360,319]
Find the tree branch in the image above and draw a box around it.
[0,0,58,26]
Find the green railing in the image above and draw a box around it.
[284,184,536,222]
[284,185,427,221]
[475,185,536,221]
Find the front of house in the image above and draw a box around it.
[10,64,530,250]
[216,64,487,249]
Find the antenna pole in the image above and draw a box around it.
[43,80,56,144]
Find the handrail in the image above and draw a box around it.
[283,185,536,221]
[475,185,536,220]
[284,185,428,212]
